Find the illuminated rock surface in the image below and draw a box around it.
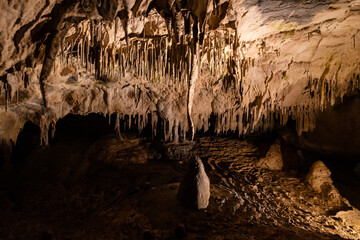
[177,156,210,209]
[1,0,360,145]
[0,0,359,239]
[257,139,283,170]
[306,160,348,209]
[306,160,334,193]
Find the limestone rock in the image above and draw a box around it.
[177,156,210,209]
[305,160,344,207]
[305,160,333,193]
[257,139,283,170]
[336,209,360,233]
[60,65,76,76]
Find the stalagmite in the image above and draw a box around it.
[177,156,210,209]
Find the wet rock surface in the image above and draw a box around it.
[0,135,359,239]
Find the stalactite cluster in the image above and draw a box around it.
[1,0,360,146]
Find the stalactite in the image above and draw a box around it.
[119,46,122,79]
[165,38,168,83]
[39,115,51,146]
[86,37,90,71]
[137,41,140,76]
[187,40,199,140]
[151,111,158,140]
[18,15,360,142]
[77,38,80,64]
[152,41,155,81]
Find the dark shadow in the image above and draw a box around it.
[323,156,360,210]
[52,113,113,142]
[52,113,157,143]
[0,132,349,240]
[0,140,12,170]
[10,121,41,163]
[300,94,360,157]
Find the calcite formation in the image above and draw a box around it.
[0,0,360,151]
[1,2,360,238]
[306,160,346,208]
[306,160,334,193]
[177,156,210,209]
[256,139,283,170]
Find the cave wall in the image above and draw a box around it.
[299,94,360,157]
[0,0,359,155]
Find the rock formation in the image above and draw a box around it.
[0,1,360,238]
[306,160,346,208]
[306,160,333,193]
[177,156,210,209]
[257,139,283,170]
[0,0,359,151]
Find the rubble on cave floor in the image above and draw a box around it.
[0,135,359,240]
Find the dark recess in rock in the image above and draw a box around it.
[10,121,40,164]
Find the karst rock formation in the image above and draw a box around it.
[0,0,359,157]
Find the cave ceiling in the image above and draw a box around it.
[0,0,359,144]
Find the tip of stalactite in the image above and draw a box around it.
[3,0,358,142]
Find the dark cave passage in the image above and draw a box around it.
[10,121,41,164]
[0,131,356,240]
[52,113,114,142]
[0,112,359,239]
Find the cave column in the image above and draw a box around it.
[187,22,200,141]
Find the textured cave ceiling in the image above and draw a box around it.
[0,0,359,148]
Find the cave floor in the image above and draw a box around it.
[0,135,359,240]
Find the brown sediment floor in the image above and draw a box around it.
[0,135,358,240]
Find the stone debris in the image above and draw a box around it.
[0,136,359,239]
[336,209,360,233]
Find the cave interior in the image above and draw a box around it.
[0,0,360,239]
